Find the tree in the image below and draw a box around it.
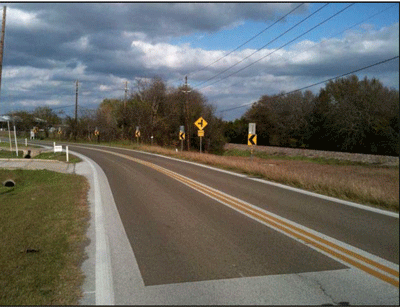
[224,117,248,144]
[244,91,315,147]
[32,106,61,138]
[91,77,226,153]
[310,75,399,155]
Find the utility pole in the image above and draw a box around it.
[122,81,128,140]
[75,80,78,140]
[182,76,191,151]
[0,6,7,116]
[124,81,128,108]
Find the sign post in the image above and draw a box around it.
[194,117,207,153]
[135,126,140,144]
[248,123,257,158]
[13,125,18,157]
[179,125,185,152]
[94,127,99,143]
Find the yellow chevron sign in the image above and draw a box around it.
[248,134,257,146]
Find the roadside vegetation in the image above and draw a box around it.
[33,151,81,163]
[93,142,399,212]
[3,75,398,157]
[0,169,89,305]
[2,74,398,210]
[0,141,81,163]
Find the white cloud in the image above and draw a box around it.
[99,85,112,92]
[7,8,47,29]
[1,4,398,120]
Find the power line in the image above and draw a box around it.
[217,55,399,114]
[187,3,305,78]
[51,104,75,110]
[194,3,329,89]
[288,3,397,63]
[198,3,355,91]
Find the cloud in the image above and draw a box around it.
[0,3,398,121]
[7,7,48,30]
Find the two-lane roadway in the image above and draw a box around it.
[34,141,399,305]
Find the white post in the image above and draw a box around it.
[53,142,56,153]
[66,146,69,162]
[25,138,27,146]
[7,121,12,152]
[14,125,18,157]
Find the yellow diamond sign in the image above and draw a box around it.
[194,117,208,130]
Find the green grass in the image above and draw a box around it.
[0,141,42,148]
[34,152,81,163]
[0,169,89,305]
[0,149,24,158]
[0,148,81,163]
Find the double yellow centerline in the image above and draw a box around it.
[83,146,399,288]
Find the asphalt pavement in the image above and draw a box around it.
[1,143,399,305]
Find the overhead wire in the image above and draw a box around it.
[194,3,330,89]
[288,3,397,64]
[187,3,305,78]
[198,3,355,91]
[217,55,399,114]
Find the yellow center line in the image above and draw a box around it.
[164,169,399,276]
[76,145,400,287]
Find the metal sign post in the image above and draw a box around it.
[179,125,185,152]
[13,125,18,157]
[135,126,140,144]
[194,117,207,154]
[7,121,12,152]
[198,129,204,153]
[248,123,257,159]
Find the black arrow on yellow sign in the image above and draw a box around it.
[248,134,257,146]
[179,132,185,140]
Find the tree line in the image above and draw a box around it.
[8,75,399,156]
[225,75,399,156]
[9,76,226,153]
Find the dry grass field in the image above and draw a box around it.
[130,144,399,212]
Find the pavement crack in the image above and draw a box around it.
[295,273,345,306]
[315,279,338,306]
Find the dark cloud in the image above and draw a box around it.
[0,3,398,119]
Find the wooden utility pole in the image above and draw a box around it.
[0,6,7,115]
[122,81,128,139]
[75,80,78,140]
[183,76,191,151]
[124,81,128,108]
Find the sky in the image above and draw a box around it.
[0,2,399,121]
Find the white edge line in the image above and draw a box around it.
[160,166,400,274]
[88,145,399,219]
[84,149,399,278]
[24,142,116,303]
[66,150,115,305]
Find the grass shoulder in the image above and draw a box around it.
[0,147,81,163]
[0,169,89,305]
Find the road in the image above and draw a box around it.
[36,142,400,305]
